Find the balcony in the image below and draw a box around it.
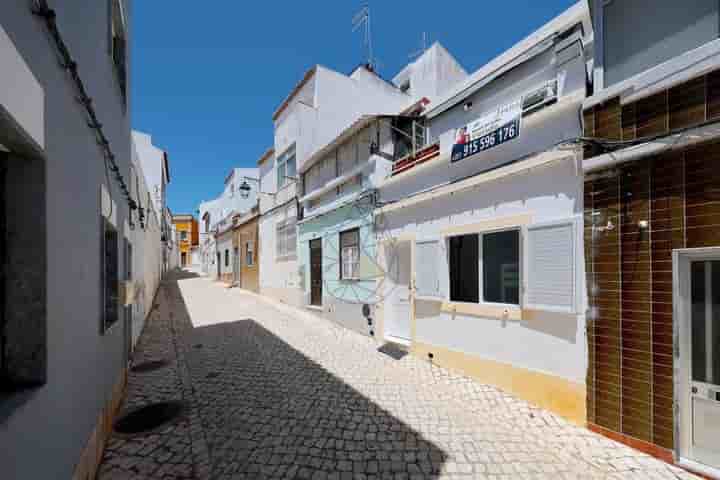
[390,142,440,176]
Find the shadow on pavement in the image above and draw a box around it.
[165,276,449,478]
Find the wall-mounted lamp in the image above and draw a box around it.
[239,176,276,199]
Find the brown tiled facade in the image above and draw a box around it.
[584,70,720,455]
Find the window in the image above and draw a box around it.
[482,230,520,305]
[340,228,360,280]
[102,217,120,332]
[125,238,132,281]
[392,116,427,160]
[180,230,188,241]
[276,217,297,259]
[449,234,479,303]
[246,241,254,266]
[224,249,229,267]
[109,0,127,103]
[448,230,520,305]
[277,144,296,189]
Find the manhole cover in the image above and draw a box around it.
[113,401,185,435]
[130,359,169,373]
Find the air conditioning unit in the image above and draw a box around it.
[522,80,558,115]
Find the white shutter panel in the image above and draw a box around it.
[525,221,576,312]
[414,239,444,300]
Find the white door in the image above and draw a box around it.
[384,240,412,343]
[678,252,720,474]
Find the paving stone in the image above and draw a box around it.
[97,271,700,479]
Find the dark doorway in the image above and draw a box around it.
[216,252,221,279]
[310,238,322,306]
[181,252,187,266]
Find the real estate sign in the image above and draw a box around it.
[451,99,522,163]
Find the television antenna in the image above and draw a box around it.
[352,4,375,70]
[409,32,430,59]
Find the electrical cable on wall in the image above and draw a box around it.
[31,0,137,215]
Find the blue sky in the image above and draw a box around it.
[131,1,577,215]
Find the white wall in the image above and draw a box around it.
[380,156,586,383]
[130,134,163,347]
[258,201,302,307]
[392,42,468,102]
[132,130,166,217]
[216,230,234,277]
[0,1,134,477]
[0,22,44,155]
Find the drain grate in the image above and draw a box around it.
[130,359,170,373]
[113,401,185,435]
[377,343,408,360]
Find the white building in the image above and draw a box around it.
[198,167,258,276]
[260,59,466,309]
[0,1,136,477]
[375,2,592,425]
[293,44,467,335]
[129,133,166,348]
[131,130,171,275]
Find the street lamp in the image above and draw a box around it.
[238,176,280,199]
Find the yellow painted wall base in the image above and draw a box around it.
[72,367,127,480]
[411,341,586,425]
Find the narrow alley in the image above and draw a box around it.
[97,271,696,480]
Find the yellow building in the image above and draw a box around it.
[172,214,198,267]
[232,207,260,292]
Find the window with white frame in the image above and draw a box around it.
[276,144,296,190]
[276,218,297,259]
[246,241,254,266]
[340,228,360,280]
[448,229,520,305]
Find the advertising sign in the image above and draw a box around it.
[451,99,522,163]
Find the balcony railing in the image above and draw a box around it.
[390,142,440,176]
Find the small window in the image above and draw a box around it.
[180,230,188,241]
[340,228,360,280]
[448,229,520,306]
[125,238,132,281]
[449,234,479,303]
[224,249,229,267]
[482,230,520,305]
[109,0,127,103]
[277,144,296,189]
[102,218,120,332]
[276,217,297,259]
[246,241,254,266]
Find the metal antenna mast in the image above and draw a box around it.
[352,4,374,69]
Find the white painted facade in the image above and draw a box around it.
[129,134,164,347]
[0,1,136,476]
[261,54,467,309]
[258,147,302,305]
[198,167,258,275]
[376,2,592,392]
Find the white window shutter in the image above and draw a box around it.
[414,239,444,300]
[525,221,576,312]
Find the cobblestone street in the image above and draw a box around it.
[97,271,698,480]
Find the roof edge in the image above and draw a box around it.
[272,66,318,121]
